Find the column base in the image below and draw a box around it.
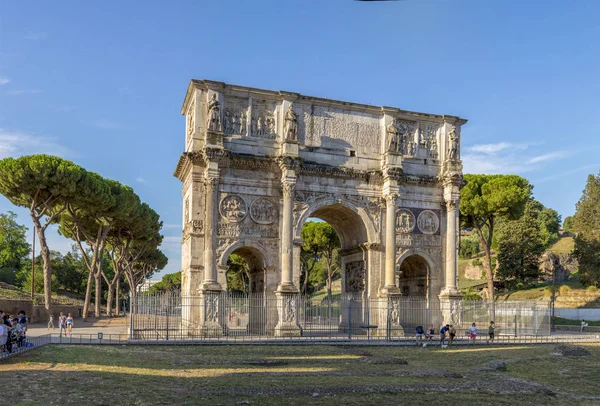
[276,282,299,294]
[274,291,301,337]
[198,289,223,337]
[380,285,401,296]
[439,290,463,327]
[380,293,405,338]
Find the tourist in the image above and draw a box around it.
[18,311,27,342]
[487,321,495,344]
[11,318,24,348]
[469,322,478,344]
[448,325,456,346]
[48,314,55,329]
[581,320,588,332]
[66,313,74,336]
[415,325,425,346]
[0,319,8,352]
[58,312,67,336]
[426,326,435,342]
[2,315,12,353]
[440,324,449,347]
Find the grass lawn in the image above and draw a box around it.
[2,344,600,405]
[550,236,575,255]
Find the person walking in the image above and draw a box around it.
[48,314,55,329]
[580,320,588,332]
[487,321,495,344]
[66,313,74,336]
[58,312,67,337]
[469,322,478,344]
[448,325,457,346]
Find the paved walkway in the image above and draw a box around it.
[26,316,129,337]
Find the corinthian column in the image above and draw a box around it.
[383,193,400,294]
[202,176,221,290]
[279,181,296,291]
[444,199,459,293]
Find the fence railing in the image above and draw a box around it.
[0,334,52,361]
[131,293,553,341]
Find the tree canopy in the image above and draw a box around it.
[572,172,600,287]
[301,221,341,297]
[460,174,532,301]
[0,211,30,285]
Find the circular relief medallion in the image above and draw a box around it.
[417,210,439,235]
[250,197,277,225]
[396,209,415,234]
[219,195,247,222]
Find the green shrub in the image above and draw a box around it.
[587,285,598,292]
[471,259,482,267]
[558,285,571,296]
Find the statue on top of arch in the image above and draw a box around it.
[207,93,222,132]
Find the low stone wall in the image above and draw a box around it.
[555,324,600,333]
[0,299,83,323]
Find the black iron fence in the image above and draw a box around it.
[130,292,553,341]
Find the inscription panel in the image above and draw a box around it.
[303,105,380,150]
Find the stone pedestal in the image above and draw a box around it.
[385,294,405,337]
[199,289,222,336]
[274,291,301,337]
[439,292,462,327]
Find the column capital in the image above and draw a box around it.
[444,199,459,211]
[282,181,296,197]
[276,155,301,172]
[204,176,218,191]
[384,193,399,204]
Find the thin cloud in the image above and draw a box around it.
[92,120,121,129]
[462,153,531,175]
[0,129,75,159]
[136,177,149,185]
[0,77,9,85]
[526,151,567,165]
[9,89,42,95]
[535,163,599,183]
[24,32,48,40]
[468,142,512,154]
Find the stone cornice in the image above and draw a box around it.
[401,175,442,187]
[173,148,228,181]
[184,79,468,125]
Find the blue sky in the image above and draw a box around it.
[1,0,599,279]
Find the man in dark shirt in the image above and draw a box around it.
[440,324,450,347]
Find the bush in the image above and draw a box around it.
[558,285,571,296]
[471,259,483,267]
[587,285,598,292]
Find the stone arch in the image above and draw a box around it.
[294,198,379,249]
[218,240,270,270]
[396,251,435,298]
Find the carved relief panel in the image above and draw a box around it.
[420,123,439,159]
[219,195,247,223]
[396,209,415,234]
[251,100,277,139]
[396,119,417,157]
[417,210,439,235]
[250,197,278,225]
[223,96,249,136]
[345,261,365,293]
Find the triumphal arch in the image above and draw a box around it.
[174,79,466,336]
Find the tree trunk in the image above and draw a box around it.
[473,219,496,320]
[83,270,93,321]
[95,273,101,317]
[31,215,52,313]
[106,284,114,317]
[115,277,120,316]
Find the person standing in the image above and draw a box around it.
[469,322,478,344]
[48,314,55,329]
[581,320,588,332]
[440,324,449,347]
[487,321,495,344]
[11,318,23,348]
[66,313,74,336]
[415,325,425,346]
[17,311,27,343]
[448,325,457,346]
[58,312,67,337]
